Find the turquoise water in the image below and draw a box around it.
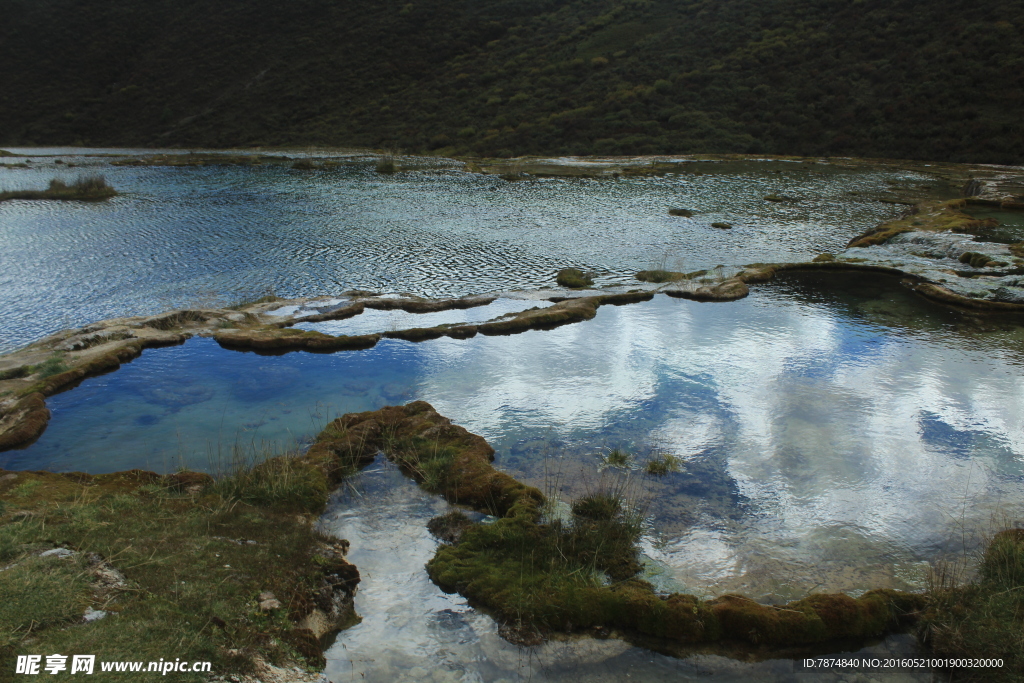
[8,273,1023,603]
[0,151,929,353]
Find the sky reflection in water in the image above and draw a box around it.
[7,272,1023,606]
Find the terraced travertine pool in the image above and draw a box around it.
[1,150,1020,680]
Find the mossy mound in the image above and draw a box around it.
[958,251,996,268]
[667,278,749,302]
[556,267,595,288]
[308,401,543,516]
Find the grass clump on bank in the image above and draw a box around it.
[0,175,116,202]
[0,457,359,682]
[31,353,68,379]
[919,528,1024,681]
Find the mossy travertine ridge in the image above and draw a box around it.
[310,401,926,649]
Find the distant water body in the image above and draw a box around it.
[0,149,933,353]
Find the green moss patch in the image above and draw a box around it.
[919,529,1024,681]
[0,462,358,681]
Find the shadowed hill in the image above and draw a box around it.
[1,0,1022,163]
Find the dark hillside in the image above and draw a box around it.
[1,0,1022,162]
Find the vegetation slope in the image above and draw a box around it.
[1,0,1022,162]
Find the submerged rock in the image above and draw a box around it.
[636,270,687,283]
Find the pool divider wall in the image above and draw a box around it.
[735,261,1024,313]
[213,291,656,352]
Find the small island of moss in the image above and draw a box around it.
[0,175,117,202]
